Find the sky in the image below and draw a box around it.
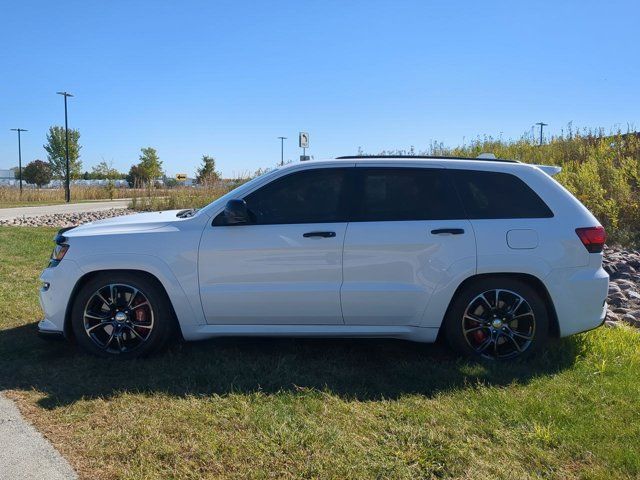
[1,0,638,178]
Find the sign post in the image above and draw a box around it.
[299,132,309,161]
[176,173,187,182]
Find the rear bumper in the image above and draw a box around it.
[545,263,609,337]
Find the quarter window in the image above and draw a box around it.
[450,170,553,219]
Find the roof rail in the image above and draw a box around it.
[335,155,518,163]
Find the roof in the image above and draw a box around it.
[334,155,518,163]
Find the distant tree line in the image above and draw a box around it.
[13,125,222,189]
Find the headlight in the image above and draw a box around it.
[49,244,69,267]
[49,226,75,267]
[52,244,69,261]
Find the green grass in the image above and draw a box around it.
[0,226,639,479]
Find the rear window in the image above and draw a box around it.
[450,170,553,219]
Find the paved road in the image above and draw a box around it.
[0,393,76,479]
[0,199,131,221]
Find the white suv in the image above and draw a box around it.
[38,156,609,359]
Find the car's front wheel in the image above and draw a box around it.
[443,277,549,360]
[71,272,176,358]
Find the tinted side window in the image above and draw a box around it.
[451,170,553,219]
[354,168,465,221]
[242,168,349,225]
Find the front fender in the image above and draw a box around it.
[74,253,205,328]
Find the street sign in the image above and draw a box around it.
[299,132,309,148]
[176,173,187,181]
[300,155,311,162]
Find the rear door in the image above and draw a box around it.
[341,166,476,326]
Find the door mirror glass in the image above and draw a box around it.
[224,199,250,225]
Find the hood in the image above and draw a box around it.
[65,210,185,237]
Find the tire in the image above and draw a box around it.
[71,272,176,358]
[443,277,549,360]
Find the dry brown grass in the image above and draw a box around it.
[0,186,133,206]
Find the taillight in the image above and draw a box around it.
[575,226,606,253]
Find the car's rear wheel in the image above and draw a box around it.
[71,272,175,358]
[443,277,549,360]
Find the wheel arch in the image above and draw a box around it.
[63,269,183,341]
[441,272,560,338]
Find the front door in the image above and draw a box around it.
[341,166,476,326]
[198,166,352,325]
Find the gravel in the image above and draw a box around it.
[1,211,639,329]
[604,245,640,328]
[0,208,134,228]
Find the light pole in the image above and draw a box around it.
[535,122,548,146]
[57,91,74,202]
[277,136,287,166]
[10,128,27,195]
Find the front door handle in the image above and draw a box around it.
[431,228,465,235]
[303,231,336,238]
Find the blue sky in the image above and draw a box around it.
[1,0,638,177]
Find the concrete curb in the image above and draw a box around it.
[0,393,77,479]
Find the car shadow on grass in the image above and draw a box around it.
[0,322,580,409]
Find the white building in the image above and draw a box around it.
[0,168,18,186]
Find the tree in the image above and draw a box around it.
[163,176,178,188]
[137,147,163,185]
[43,126,82,180]
[126,164,144,188]
[23,160,52,187]
[91,160,121,180]
[196,155,220,185]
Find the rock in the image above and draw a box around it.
[622,314,640,327]
[606,312,621,322]
[0,208,134,228]
[608,296,626,308]
[628,290,640,301]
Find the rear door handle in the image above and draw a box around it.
[303,231,336,238]
[431,228,465,235]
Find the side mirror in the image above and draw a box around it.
[224,199,250,225]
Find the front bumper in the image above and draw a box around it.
[38,258,82,338]
[37,318,65,340]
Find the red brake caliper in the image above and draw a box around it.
[473,329,486,343]
[470,319,486,344]
[133,300,147,335]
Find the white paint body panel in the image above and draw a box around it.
[341,220,475,326]
[38,158,608,344]
[198,223,347,325]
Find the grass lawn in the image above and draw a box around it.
[0,200,67,208]
[0,226,639,479]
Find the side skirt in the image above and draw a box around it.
[180,324,439,343]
